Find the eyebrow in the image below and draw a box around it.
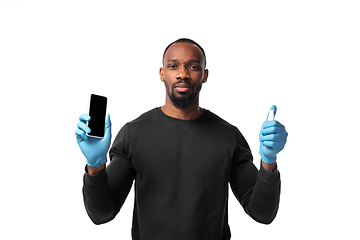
[167,59,201,63]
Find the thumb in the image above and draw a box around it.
[105,113,111,127]
[266,105,277,122]
[104,114,111,137]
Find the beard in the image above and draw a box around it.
[164,78,202,110]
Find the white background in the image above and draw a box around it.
[1,0,359,239]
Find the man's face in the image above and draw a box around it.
[160,42,208,109]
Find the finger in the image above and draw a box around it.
[261,141,275,148]
[79,113,91,123]
[260,133,282,142]
[261,126,283,136]
[75,128,88,142]
[266,105,277,121]
[77,121,91,134]
[263,120,283,128]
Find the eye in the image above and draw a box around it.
[189,65,199,70]
[168,64,177,69]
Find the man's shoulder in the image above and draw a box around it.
[134,107,158,120]
[205,110,238,130]
[113,108,160,142]
[126,107,159,126]
[205,110,251,151]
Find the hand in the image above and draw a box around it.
[75,113,111,167]
[259,105,288,164]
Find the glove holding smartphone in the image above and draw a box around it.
[75,94,111,168]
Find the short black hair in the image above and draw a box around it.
[162,38,207,68]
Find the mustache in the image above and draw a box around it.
[172,80,193,88]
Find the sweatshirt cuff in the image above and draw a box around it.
[83,165,107,186]
[258,161,280,185]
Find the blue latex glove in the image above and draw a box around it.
[259,105,288,164]
[75,113,111,167]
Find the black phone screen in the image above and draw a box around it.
[88,94,107,138]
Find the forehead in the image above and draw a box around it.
[164,42,204,63]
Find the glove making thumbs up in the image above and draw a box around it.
[259,105,288,164]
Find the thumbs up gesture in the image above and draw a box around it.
[259,105,288,164]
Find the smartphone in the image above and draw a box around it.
[87,94,107,138]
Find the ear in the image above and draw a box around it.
[202,69,209,83]
[159,67,164,82]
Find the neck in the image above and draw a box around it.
[161,97,203,120]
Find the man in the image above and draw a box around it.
[76,38,288,240]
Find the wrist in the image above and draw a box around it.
[87,164,106,176]
[259,150,276,164]
[86,156,107,168]
[261,161,277,172]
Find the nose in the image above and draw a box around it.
[176,66,190,80]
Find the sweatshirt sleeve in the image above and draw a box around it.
[229,145,281,224]
[82,124,136,225]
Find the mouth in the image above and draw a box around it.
[174,83,192,93]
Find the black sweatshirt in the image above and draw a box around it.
[83,107,281,240]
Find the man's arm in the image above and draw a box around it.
[76,114,135,224]
[235,104,286,222]
[83,164,120,225]
[230,149,281,224]
[82,159,135,225]
[82,125,136,225]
